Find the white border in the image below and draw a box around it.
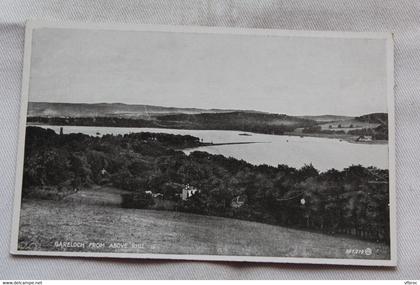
[10,20,397,267]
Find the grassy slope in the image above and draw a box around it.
[18,199,390,259]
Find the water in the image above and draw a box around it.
[31,124,388,171]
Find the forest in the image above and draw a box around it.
[22,126,390,244]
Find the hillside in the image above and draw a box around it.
[355,113,388,125]
[23,126,391,245]
[18,199,390,259]
[299,115,353,122]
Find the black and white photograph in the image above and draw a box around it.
[10,21,396,266]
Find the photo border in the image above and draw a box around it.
[10,20,397,266]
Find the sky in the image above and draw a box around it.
[28,27,389,116]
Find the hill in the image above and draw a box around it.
[299,115,353,122]
[154,111,315,134]
[27,102,317,135]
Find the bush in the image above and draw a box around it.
[121,192,154,209]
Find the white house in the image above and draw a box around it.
[181,184,200,201]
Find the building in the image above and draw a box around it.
[144,191,163,199]
[231,195,246,208]
[181,184,200,201]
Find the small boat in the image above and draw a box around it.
[238,133,252,136]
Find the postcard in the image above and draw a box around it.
[11,21,396,266]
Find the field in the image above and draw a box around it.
[17,199,390,259]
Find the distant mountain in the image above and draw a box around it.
[355,113,388,125]
[154,111,315,133]
[27,102,238,119]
